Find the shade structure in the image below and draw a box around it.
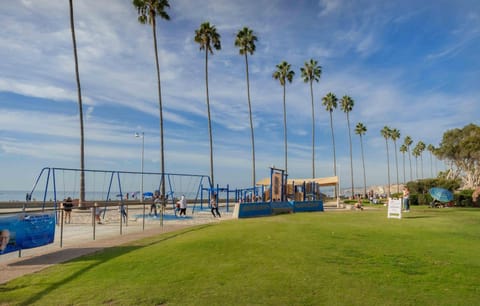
[256,176,338,187]
[429,187,454,203]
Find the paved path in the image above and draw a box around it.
[0,207,229,284]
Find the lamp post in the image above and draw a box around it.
[135,132,144,203]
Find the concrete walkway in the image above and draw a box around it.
[0,207,230,284]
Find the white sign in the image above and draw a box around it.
[387,198,402,219]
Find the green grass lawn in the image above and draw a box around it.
[1,207,479,305]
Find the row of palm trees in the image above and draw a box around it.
[69,0,366,202]
[381,127,438,197]
[69,0,436,205]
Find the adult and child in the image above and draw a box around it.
[176,195,187,217]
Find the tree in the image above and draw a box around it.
[235,27,258,187]
[435,123,480,188]
[273,61,295,174]
[69,0,85,206]
[355,122,367,197]
[417,141,426,179]
[390,128,401,194]
[322,92,338,197]
[412,145,421,179]
[381,126,392,197]
[340,95,355,198]
[400,144,408,184]
[427,144,435,178]
[300,59,322,178]
[194,22,221,187]
[133,0,170,204]
[404,136,413,181]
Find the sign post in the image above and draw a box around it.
[387,198,402,219]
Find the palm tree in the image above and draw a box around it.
[340,95,355,197]
[381,126,392,197]
[322,92,338,197]
[412,146,421,179]
[69,0,85,206]
[400,144,407,184]
[404,136,413,181]
[427,144,435,178]
[235,27,258,187]
[194,22,221,187]
[355,122,367,197]
[417,141,426,179]
[133,0,170,203]
[390,128,401,194]
[300,59,322,178]
[273,61,295,174]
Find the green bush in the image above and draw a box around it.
[455,190,474,207]
[406,178,460,194]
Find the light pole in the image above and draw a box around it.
[135,132,144,203]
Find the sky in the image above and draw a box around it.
[0,0,479,194]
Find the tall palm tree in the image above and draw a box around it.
[404,136,413,181]
[273,61,295,174]
[340,95,355,197]
[300,59,322,178]
[322,92,338,197]
[381,126,392,197]
[235,27,258,187]
[417,141,426,179]
[390,128,401,194]
[412,146,420,179]
[355,122,367,197]
[400,144,408,184]
[69,0,85,206]
[427,144,435,178]
[133,0,170,203]
[194,22,221,188]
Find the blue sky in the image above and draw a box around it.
[0,0,479,192]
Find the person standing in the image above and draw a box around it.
[178,195,187,217]
[403,186,410,212]
[62,197,74,224]
[150,196,159,217]
[210,194,221,218]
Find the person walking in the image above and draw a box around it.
[210,194,221,218]
[178,195,187,217]
[403,186,410,212]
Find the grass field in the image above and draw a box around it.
[1,207,479,305]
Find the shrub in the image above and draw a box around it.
[455,189,474,207]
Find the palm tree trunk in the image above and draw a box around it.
[360,135,367,197]
[394,142,399,194]
[347,114,354,198]
[420,156,424,179]
[429,152,433,178]
[402,154,406,184]
[152,19,166,204]
[245,54,256,187]
[408,149,412,181]
[69,0,85,206]
[205,49,214,187]
[329,112,337,197]
[283,85,287,174]
[310,81,315,178]
[385,139,391,197]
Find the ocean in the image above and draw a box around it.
[0,190,125,202]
